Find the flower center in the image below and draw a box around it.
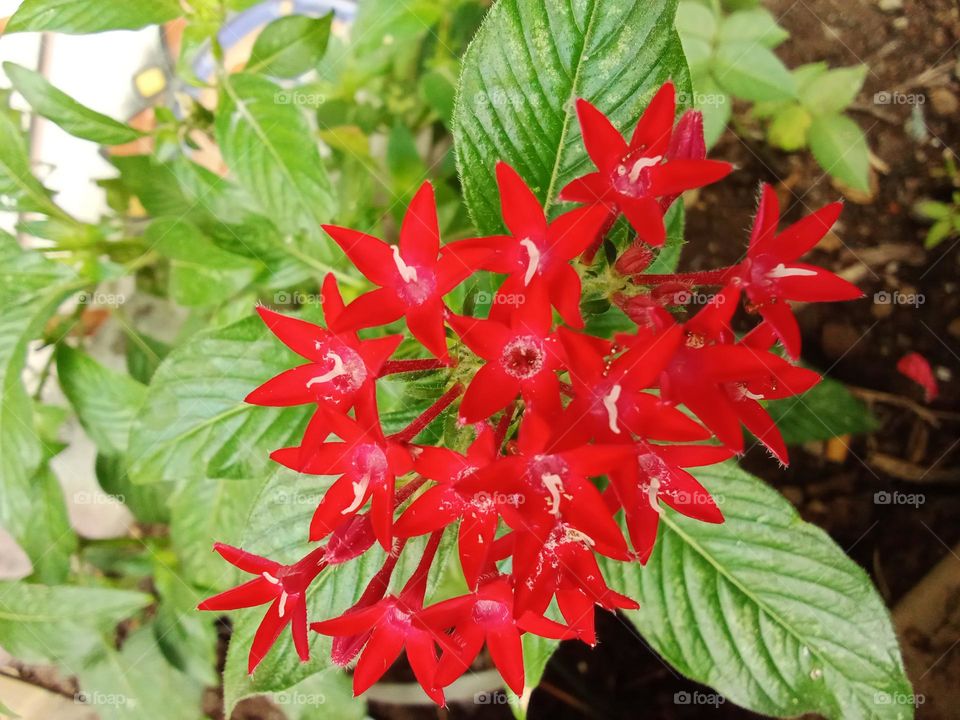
[766,263,818,279]
[472,598,511,627]
[305,347,368,397]
[611,151,662,196]
[637,453,667,515]
[602,384,622,434]
[500,335,545,379]
[392,245,418,283]
[343,444,388,514]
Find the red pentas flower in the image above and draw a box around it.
[448,285,563,422]
[608,443,732,563]
[560,82,732,246]
[271,393,412,550]
[449,162,611,327]
[322,182,490,361]
[395,425,501,589]
[736,184,863,358]
[246,275,402,410]
[422,575,577,696]
[897,352,938,402]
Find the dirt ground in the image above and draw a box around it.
[354,1,960,719]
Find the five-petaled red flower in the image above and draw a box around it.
[560,82,732,247]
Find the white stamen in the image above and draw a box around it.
[767,263,817,279]
[628,155,662,184]
[520,238,540,286]
[542,473,564,517]
[743,388,765,401]
[392,245,418,283]
[564,526,595,546]
[342,474,370,514]
[262,571,280,585]
[305,351,347,387]
[647,476,664,515]
[603,384,622,434]
[278,590,288,617]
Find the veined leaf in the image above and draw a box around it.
[602,462,913,720]
[714,42,796,102]
[0,582,151,665]
[0,108,68,218]
[21,464,76,584]
[5,62,145,145]
[7,0,182,34]
[248,14,333,78]
[454,0,690,232]
[217,73,337,242]
[808,113,871,191]
[127,316,312,484]
[767,376,877,445]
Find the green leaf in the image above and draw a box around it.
[419,67,457,126]
[676,1,717,43]
[248,14,333,78]
[147,218,259,306]
[217,73,337,240]
[767,103,812,152]
[603,462,913,720]
[0,108,68,218]
[21,464,76,584]
[924,218,955,249]
[508,634,559,718]
[799,65,867,116]
[0,235,78,560]
[767,376,878,445]
[75,628,203,720]
[7,0,182,34]
[692,75,731,147]
[914,200,951,221]
[0,582,151,665]
[56,344,146,456]
[222,466,452,712]
[718,8,789,48]
[808,114,871,191]
[4,62,145,145]
[96,453,171,525]
[124,328,170,385]
[714,42,796,102]
[127,316,312,484]
[454,0,690,232]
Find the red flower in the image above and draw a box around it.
[609,443,732,563]
[395,426,500,589]
[468,412,631,560]
[507,520,638,643]
[323,182,490,361]
[421,576,577,695]
[246,275,402,410]
[560,82,731,246]
[311,535,446,704]
[650,288,821,463]
[271,393,413,549]
[448,286,563,422]
[897,352,938,402]
[198,543,327,673]
[450,162,611,327]
[557,325,708,444]
[737,184,862,358]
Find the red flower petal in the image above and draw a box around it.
[255,306,325,362]
[399,182,440,266]
[496,162,547,239]
[897,352,939,402]
[322,225,397,287]
[575,98,628,175]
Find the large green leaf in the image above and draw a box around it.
[714,42,796,102]
[127,316,312,484]
[7,0,182,34]
[454,0,690,232]
[20,464,76,584]
[222,466,452,712]
[56,344,146,456]
[0,582,151,665]
[247,14,333,78]
[216,73,337,242]
[4,63,145,145]
[0,236,78,555]
[603,462,913,720]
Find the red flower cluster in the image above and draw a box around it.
[200,82,861,703]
